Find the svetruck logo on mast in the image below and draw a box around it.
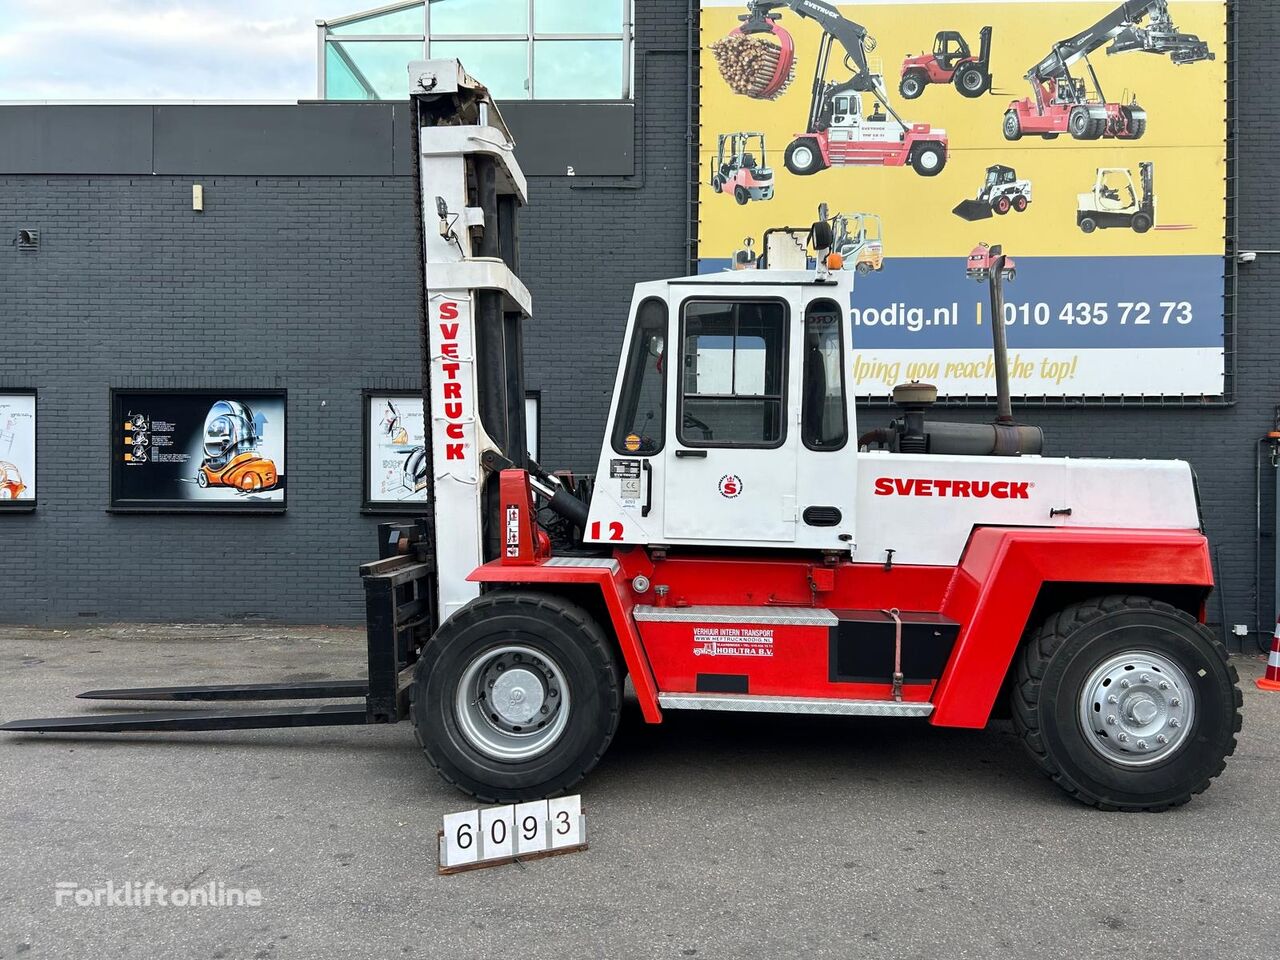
[873,477,1031,500]
[438,301,467,462]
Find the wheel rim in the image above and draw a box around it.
[791,146,814,170]
[918,149,940,172]
[1077,649,1196,768]
[963,70,983,92]
[1004,115,1019,137]
[454,644,571,761]
[903,78,920,97]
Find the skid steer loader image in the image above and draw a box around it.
[4,61,1241,814]
[1078,162,1156,233]
[954,165,1033,221]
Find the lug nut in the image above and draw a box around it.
[1168,718,1180,728]
[1141,674,1151,683]
[1157,734,1168,744]
[1159,681,1170,691]
[1118,733,1129,743]
[1170,698,1180,708]
[1137,740,1148,750]
[1121,679,1131,688]
[1108,695,1119,704]
[1106,715,1117,725]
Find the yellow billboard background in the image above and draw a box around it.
[698,0,1227,261]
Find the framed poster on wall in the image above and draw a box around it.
[110,389,286,512]
[0,390,36,511]
[362,390,544,513]
[363,391,430,513]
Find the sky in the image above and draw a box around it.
[0,0,347,101]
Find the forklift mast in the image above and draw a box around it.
[1139,160,1155,213]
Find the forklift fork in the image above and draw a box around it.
[1,522,435,736]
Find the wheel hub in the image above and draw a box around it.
[1079,650,1195,767]
[454,644,570,762]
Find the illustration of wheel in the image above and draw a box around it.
[1003,111,1022,141]
[993,195,1012,215]
[1041,133,1060,140]
[1069,108,1093,139]
[910,142,946,177]
[196,472,209,488]
[711,175,723,194]
[1013,195,1029,213]
[899,69,927,100]
[411,591,623,802]
[855,261,873,276]
[784,139,826,176]
[1011,595,1241,811]
[954,63,990,98]
[240,473,262,493]
[1132,213,1153,234]
[1004,268,1016,282]
[1080,217,1098,234]
[734,185,748,205]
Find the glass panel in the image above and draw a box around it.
[429,0,528,35]
[533,40,623,98]
[535,0,623,34]
[801,302,847,450]
[325,40,424,99]
[611,299,667,455]
[329,4,424,35]
[680,301,786,448]
[429,40,529,98]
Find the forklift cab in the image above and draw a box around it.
[587,269,859,551]
[1097,169,1136,210]
[933,31,971,70]
[829,93,894,142]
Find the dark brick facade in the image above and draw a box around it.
[2,2,1275,650]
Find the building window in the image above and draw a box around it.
[679,300,788,449]
[318,1,631,101]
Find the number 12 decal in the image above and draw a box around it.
[590,521,624,541]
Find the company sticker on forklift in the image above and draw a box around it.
[692,626,774,658]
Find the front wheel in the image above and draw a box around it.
[955,63,990,98]
[1069,108,1093,140]
[1011,596,1242,811]
[910,142,946,177]
[784,138,826,176]
[899,70,926,100]
[711,175,723,194]
[993,195,1012,215]
[411,591,622,802]
[1132,212,1153,234]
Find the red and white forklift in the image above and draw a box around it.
[721,1,948,177]
[1003,0,1213,142]
[4,60,1241,812]
[710,131,776,204]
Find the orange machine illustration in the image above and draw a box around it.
[196,400,279,493]
[0,461,26,499]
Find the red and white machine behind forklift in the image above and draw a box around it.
[4,60,1241,812]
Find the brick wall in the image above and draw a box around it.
[3,1,1276,650]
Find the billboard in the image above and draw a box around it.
[110,390,286,511]
[0,392,36,510]
[698,0,1228,399]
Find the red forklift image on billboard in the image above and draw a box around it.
[109,390,286,511]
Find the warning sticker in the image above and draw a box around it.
[692,626,774,658]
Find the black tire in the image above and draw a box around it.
[899,70,927,100]
[993,195,1012,215]
[1004,268,1016,282]
[711,175,723,194]
[1080,217,1098,234]
[1117,107,1147,141]
[855,261,873,275]
[734,185,748,205]
[784,138,826,176]
[1013,194,1029,212]
[411,591,623,803]
[1132,212,1153,234]
[1011,596,1242,811]
[1069,108,1093,140]
[1041,133,1060,141]
[1003,111,1022,141]
[955,63,990,98]
[910,142,946,177]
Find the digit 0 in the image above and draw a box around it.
[490,818,506,845]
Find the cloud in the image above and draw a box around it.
[0,0,332,100]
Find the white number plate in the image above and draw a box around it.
[439,795,587,873]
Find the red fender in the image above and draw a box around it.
[468,556,662,723]
[932,527,1214,728]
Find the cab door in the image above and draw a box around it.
[663,293,798,543]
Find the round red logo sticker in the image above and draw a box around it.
[718,474,743,499]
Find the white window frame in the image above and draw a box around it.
[317,0,633,100]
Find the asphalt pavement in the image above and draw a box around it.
[1,624,1277,960]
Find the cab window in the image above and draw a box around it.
[801,300,847,450]
[679,299,787,448]
[610,298,667,455]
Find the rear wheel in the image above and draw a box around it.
[411,591,623,802]
[784,138,826,176]
[734,185,748,205]
[955,63,990,98]
[1003,111,1022,141]
[1011,596,1241,811]
[1080,217,1098,234]
[910,142,946,177]
[1118,107,1147,140]
[899,70,927,100]
[1041,133,1060,141]
[1013,194,1029,213]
